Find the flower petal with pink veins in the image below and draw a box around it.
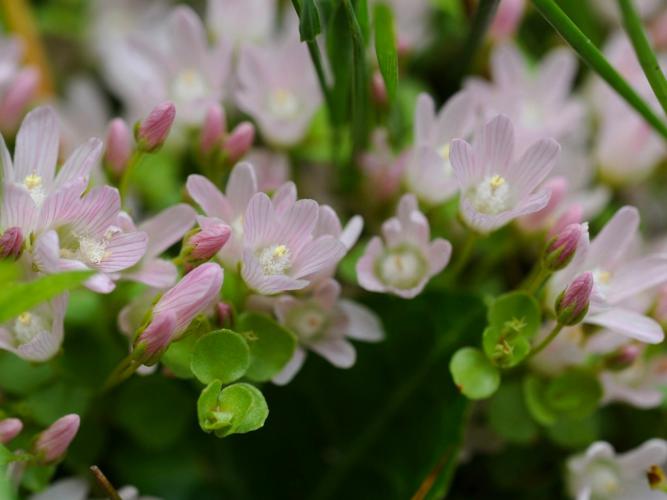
[587,308,664,344]
[13,106,59,182]
[140,204,196,258]
[186,174,233,221]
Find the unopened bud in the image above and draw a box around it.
[372,71,388,106]
[134,311,177,365]
[520,177,568,231]
[0,227,23,259]
[543,223,585,271]
[0,67,39,130]
[34,414,80,464]
[0,418,22,444]
[104,118,133,176]
[216,302,233,328]
[548,203,583,238]
[135,101,176,152]
[181,217,231,271]
[223,122,254,162]
[604,344,642,371]
[200,104,226,154]
[555,272,593,326]
[488,0,526,41]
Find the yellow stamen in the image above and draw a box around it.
[597,271,612,284]
[438,143,451,160]
[273,245,288,257]
[489,175,506,190]
[24,173,42,190]
[17,312,31,325]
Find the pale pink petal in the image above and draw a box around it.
[340,215,363,249]
[71,186,120,236]
[406,145,459,204]
[38,178,86,230]
[356,237,386,293]
[511,138,560,194]
[313,279,341,310]
[140,204,196,258]
[537,48,578,104]
[272,346,306,385]
[274,295,301,324]
[450,138,478,189]
[607,255,667,304]
[0,133,13,183]
[414,92,435,144]
[53,138,103,190]
[14,106,59,182]
[291,235,346,279]
[491,43,525,88]
[96,232,148,273]
[1,183,36,231]
[601,372,664,409]
[226,162,258,215]
[244,192,274,247]
[381,217,403,247]
[271,181,297,214]
[474,114,514,177]
[587,206,639,271]
[269,199,319,254]
[436,89,474,143]
[339,300,383,341]
[617,439,667,475]
[315,205,342,239]
[186,174,232,220]
[587,309,664,344]
[124,258,179,289]
[310,338,356,368]
[33,230,60,274]
[428,238,452,275]
[168,6,208,70]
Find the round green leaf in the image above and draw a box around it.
[545,370,602,419]
[488,292,541,339]
[191,330,250,385]
[488,381,538,444]
[236,313,297,382]
[547,414,600,449]
[450,347,500,400]
[523,375,557,426]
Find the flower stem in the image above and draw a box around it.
[103,352,142,392]
[524,264,552,296]
[90,466,122,500]
[531,0,667,140]
[526,322,564,361]
[118,150,146,210]
[617,0,667,117]
[455,0,500,83]
[448,231,478,281]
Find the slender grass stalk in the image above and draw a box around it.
[456,0,500,82]
[90,466,122,500]
[618,0,667,117]
[532,0,667,141]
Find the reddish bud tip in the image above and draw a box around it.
[216,302,233,328]
[0,418,23,444]
[0,67,39,130]
[135,311,177,365]
[105,118,133,175]
[224,122,254,162]
[136,101,176,152]
[35,414,80,464]
[372,71,388,106]
[0,227,23,259]
[543,223,585,271]
[200,104,226,154]
[555,272,593,326]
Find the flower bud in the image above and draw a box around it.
[181,218,231,271]
[223,122,254,162]
[134,311,177,365]
[200,104,226,154]
[543,223,585,271]
[555,272,593,326]
[104,118,133,176]
[371,71,388,106]
[34,414,80,464]
[0,227,23,259]
[604,344,642,371]
[0,67,39,130]
[548,203,583,238]
[489,0,526,41]
[216,302,233,328]
[135,101,176,152]
[0,418,23,444]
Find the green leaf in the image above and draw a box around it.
[0,270,92,324]
[197,381,269,438]
[531,0,667,140]
[20,464,56,493]
[0,445,16,500]
[487,291,541,338]
[544,370,602,419]
[488,381,538,444]
[235,313,297,382]
[298,0,321,42]
[344,0,370,152]
[161,334,198,379]
[0,352,54,395]
[191,330,250,385]
[523,375,557,426]
[482,325,531,368]
[355,0,370,42]
[547,414,599,449]
[450,347,500,400]
[373,3,398,99]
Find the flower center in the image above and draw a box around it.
[172,69,207,102]
[520,101,543,129]
[378,246,426,289]
[78,236,109,265]
[469,174,512,215]
[268,88,298,119]
[588,463,620,497]
[13,311,47,345]
[22,173,45,206]
[592,268,613,300]
[438,143,454,176]
[288,306,328,342]
[232,216,244,240]
[258,244,292,275]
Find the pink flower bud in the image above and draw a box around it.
[181,218,231,272]
[0,418,22,444]
[104,118,133,175]
[0,227,23,259]
[604,344,642,371]
[489,0,526,41]
[135,311,177,365]
[0,67,39,130]
[548,203,583,238]
[555,272,593,326]
[216,302,233,327]
[224,121,254,162]
[372,71,388,106]
[518,176,567,231]
[34,414,80,464]
[543,223,584,271]
[200,104,226,154]
[136,101,176,152]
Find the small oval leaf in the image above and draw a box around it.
[449,347,500,400]
[191,330,250,385]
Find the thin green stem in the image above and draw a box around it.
[456,0,500,82]
[448,231,478,281]
[531,0,667,140]
[618,0,667,117]
[103,352,142,392]
[118,150,146,209]
[527,322,563,361]
[524,265,552,296]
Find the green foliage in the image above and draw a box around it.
[373,3,399,100]
[197,380,268,438]
[191,330,250,385]
[298,0,322,42]
[235,312,297,382]
[0,353,54,395]
[488,381,538,444]
[0,445,16,500]
[450,347,501,399]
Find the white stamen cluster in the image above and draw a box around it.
[13,312,47,345]
[379,247,425,289]
[470,174,512,215]
[172,69,208,102]
[587,463,621,496]
[268,88,299,119]
[289,306,328,341]
[258,244,292,276]
[22,173,46,206]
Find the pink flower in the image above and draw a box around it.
[601,352,667,409]
[272,279,383,384]
[450,115,560,234]
[405,91,476,204]
[358,129,406,202]
[104,118,133,175]
[119,204,197,289]
[0,226,23,259]
[34,414,80,464]
[550,206,667,344]
[357,194,451,298]
[206,0,277,48]
[200,104,226,154]
[517,176,568,232]
[149,262,223,340]
[236,36,321,146]
[0,294,67,361]
[0,418,22,444]
[223,121,255,162]
[488,0,526,41]
[136,101,176,152]
[243,148,290,192]
[241,192,347,294]
[182,216,231,270]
